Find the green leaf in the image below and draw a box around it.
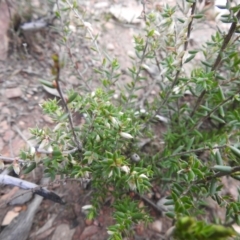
[201,61,212,67]
[184,54,196,64]
[229,146,240,158]
[212,165,232,173]
[67,92,78,103]
[215,151,223,165]
[193,14,204,19]
[209,179,217,196]
[39,79,55,88]
[23,162,36,174]
[210,115,225,124]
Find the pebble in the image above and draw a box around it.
[3,130,15,142]
[52,224,75,240]
[94,2,109,9]
[150,220,162,233]
[43,115,54,124]
[107,43,115,51]
[5,88,22,98]
[0,120,8,134]
[79,226,99,240]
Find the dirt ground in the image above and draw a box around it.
[0,0,237,239]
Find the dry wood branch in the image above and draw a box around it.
[0,175,64,204]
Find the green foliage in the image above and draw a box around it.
[174,217,236,240]
[19,0,240,239]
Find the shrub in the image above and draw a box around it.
[6,1,240,239]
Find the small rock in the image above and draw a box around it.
[94,2,109,9]
[19,121,25,126]
[105,22,114,29]
[43,115,54,124]
[2,107,10,115]
[150,220,162,233]
[107,43,115,51]
[5,88,22,98]
[68,75,79,85]
[79,226,99,240]
[0,120,8,134]
[52,224,75,240]
[110,5,142,24]
[127,50,135,59]
[3,130,15,142]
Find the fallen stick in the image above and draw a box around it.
[0,174,65,205]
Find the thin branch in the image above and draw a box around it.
[151,2,196,119]
[137,193,163,215]
[158,144,227,163]
[65,0,102,58]
[189,10,240,118]
[53,54,83,153]
[126,38,149,107]
[56,0,91,91]
[182,165,240,196]
[191,88,240,130]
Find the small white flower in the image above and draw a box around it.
[47,145,53,153]
[91,91,95,97]
[105,122,111,129]
[82,205,93,210]
[155,115,169,123]
[110,116,119,126]
[120,132,133,139]
[128,180,137,191]
[108,170,113,178]
[30,146,36,156]
[120,165,130,174]
[154,30,160,36]
[107,230,114,235]
[69,24,76,32]
[95,135,100,142]
[84,21,93,32]
[139,174,148,179]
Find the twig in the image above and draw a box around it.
[151,2,196,119]
[137,193,163,215]
[158,144,227,163]
[0,147,78,164]
[53,53,83,153]
[12,125,34,148]
[182,165,240,196]
[0,177,89,208]
[126,38,149,108]
[65,0,102,58]
[56,0,91,91]
[140,0,147,22]
[189,10,240,119]
[191,88,240,130]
